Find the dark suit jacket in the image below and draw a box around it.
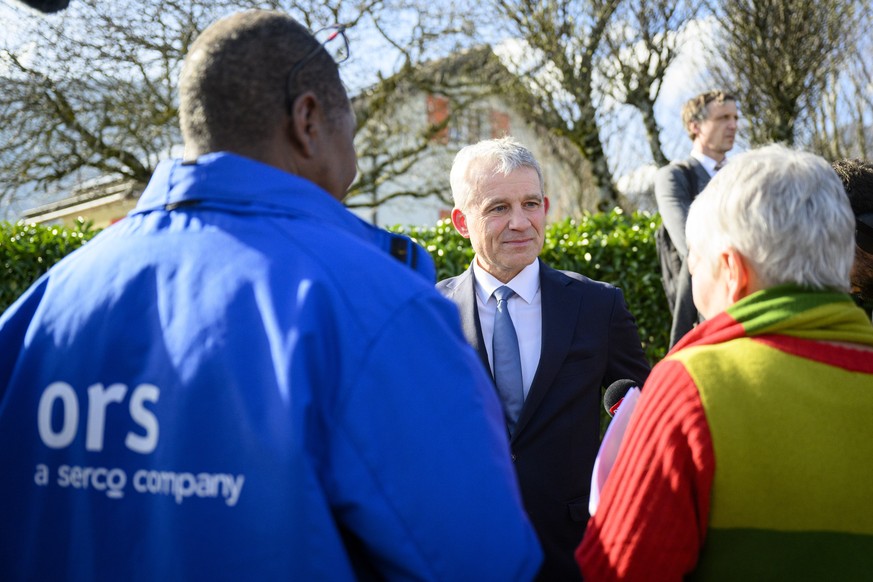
[654,157,712,347]
[654,157,711,258]
[437,260,651,581]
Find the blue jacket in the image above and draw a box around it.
[0,153,541,581]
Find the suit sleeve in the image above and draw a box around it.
[576,359,714,581]
[654,164,694,258]
[328,291,542,580]
[605,287,652,385]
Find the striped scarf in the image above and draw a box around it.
[674,284,873,352]
[672,286,873,580]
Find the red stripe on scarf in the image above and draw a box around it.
[753,335,873,373]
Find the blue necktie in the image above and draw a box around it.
[492,286,524,434]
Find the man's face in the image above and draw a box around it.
[692,100,738,159]
[451,164,549,283]
[324,104,358,200]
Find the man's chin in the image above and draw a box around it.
[504,255,538,272]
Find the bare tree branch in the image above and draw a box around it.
[709,0,857,147]
[490,0,626,211]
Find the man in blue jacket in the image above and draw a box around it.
[0,10,542,581]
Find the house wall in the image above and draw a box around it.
[22,83,594,230]
[349,93,590,228]
[19,181,143,229]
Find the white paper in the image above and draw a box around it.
[589,387,641,516]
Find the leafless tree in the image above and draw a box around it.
[708,0,856,146]
[343,1,484,213]
[805,2,873,160]
[487,0,622,211]
[349,48,496,213]
[0,0,475,215]
[599,0,700,168]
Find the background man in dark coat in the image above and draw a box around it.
[655,90,738,347]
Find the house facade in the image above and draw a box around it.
[348,88,592,228]
[19,47,595,230]
[19,177,144,229]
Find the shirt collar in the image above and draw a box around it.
[473,258,541,304]
[690,151,723,176]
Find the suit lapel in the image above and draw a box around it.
[689,157,712,195]
[449,267,491,377]
[513,262,582,439]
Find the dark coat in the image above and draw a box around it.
[437,260,651,580]
[654,157,713,347]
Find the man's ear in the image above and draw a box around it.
[287,91,322,159]
[451,208,471,238]
[689,121,701,142]
[544,196,550,215]
[724,248,752,304]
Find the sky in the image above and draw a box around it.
[0,0,733,219]
[489,15,731,207]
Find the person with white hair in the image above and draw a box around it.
[577,144,873,580]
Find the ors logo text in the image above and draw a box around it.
[32,381,245,507]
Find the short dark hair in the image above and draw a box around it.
[179,10,349,156]
[681,90,737,140]
[18,0,69,12]
[832,158,873,216]
[832,158,873,304]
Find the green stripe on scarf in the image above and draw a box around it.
[672,285,873,579]
[725,285,873,346]
[691,528,873,581]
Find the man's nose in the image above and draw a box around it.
[507,206,530,229]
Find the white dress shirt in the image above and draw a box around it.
[690,150,724,178]
[472,259,542,399]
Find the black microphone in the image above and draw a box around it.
[604,379,638,417]
[17,0,70,13]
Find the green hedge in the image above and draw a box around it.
[1,219,98,313]
[393,209,670,364]
[1,211,670,363]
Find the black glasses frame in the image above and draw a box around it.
[284,25,350,114]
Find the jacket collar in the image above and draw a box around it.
[132,152,370,241]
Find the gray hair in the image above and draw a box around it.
[449,137,544,210]
[686,144,854,292]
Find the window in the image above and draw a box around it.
[426,94,450,145]
[426,95,511,145]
